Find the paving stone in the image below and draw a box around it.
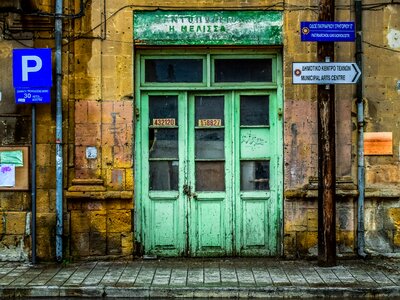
[314,267,342,285]
[152,267,171,286]
[204,267,221,286]
[0,267,14,277]
[46,266,78,287]
[169,267,188,286]
[346,268,377,287]
[11,268,43,286]
[100,262,127,286]
[366,270,397,285]
[134,267,155,287]
[220,267,238,286]
[27,267,61,286]
[116,264,141,287]
[187,268,203,286]
[284,268,308,286]
[268,267,291,286]
[331,266,358,285]
[299,267,325,286]
[252,267,273,286]
[63,262,96,286]
[0,266,30,286]
[236,268,255,286]
[81,262,112,286]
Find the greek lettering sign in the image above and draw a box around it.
[134,11,282,45]
[301,21,355,42]
[292,62,361,84]
[15,88,51,104]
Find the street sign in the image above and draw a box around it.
[12,48,52,88]
[15,88,51,104]
[301,22,355,42]
[12,48,52,104]
[292,62,361,85]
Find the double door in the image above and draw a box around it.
[137,90,281,256]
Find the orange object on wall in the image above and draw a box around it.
[364,132,393,155]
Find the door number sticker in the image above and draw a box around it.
[198,119,222,127]
[153,118,176,126]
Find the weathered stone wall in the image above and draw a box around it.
[1,0,399,261]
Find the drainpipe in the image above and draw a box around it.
[355,0,367,258]
[55,0,63,263]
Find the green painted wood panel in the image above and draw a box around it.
[240,128,271,158]
[134,11,283,46]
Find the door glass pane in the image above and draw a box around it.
[240,160,270,191]
[145,59,203,83]
[195,129,224,159]
[196,161,225,191]
[150,161,179,190]
[240,95,269,126]
[214,59,272,82]
[195,96,224,125]
[149,95,178,123]
[149,129,178,158]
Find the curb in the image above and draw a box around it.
[1,285,400,298]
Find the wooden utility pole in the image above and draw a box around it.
[317,0,337,266]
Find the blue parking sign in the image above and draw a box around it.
[12,48,53,88]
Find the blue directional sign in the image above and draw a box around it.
[301,22,355,42]
[13,48,52,88]
[15,88,51,104]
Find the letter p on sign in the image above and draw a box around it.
[21,56,43,81]
[13,48,52,88]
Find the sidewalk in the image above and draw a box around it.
[0,257,399,298]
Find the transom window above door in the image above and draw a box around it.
[139,53,278,88]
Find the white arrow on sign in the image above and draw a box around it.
[292,62,361,84]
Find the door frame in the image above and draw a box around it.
[134,48,284,256]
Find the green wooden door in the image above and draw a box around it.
[135,52,283,257]
[187,93,233,256]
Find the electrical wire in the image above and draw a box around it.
[363,40,400,53]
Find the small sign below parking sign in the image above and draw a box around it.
[15,88,51,104]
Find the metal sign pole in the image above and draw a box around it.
[31,104,36,264]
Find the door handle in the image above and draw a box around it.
[183,184,197,200]
[183,184,191,196]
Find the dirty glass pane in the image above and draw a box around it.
[195,130,224,159]
[195,96,224,125]
[149,129,178,159]
[196,161,225,191]
[150,161,179,190]
[145,59,203,82]
[149,95,178,123]
[240,160,270,191]
[214,59,272,82]
[240,95,269,126]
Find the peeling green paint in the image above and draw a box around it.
[134,11,283,46]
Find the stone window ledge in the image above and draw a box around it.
[66,178,133,200]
